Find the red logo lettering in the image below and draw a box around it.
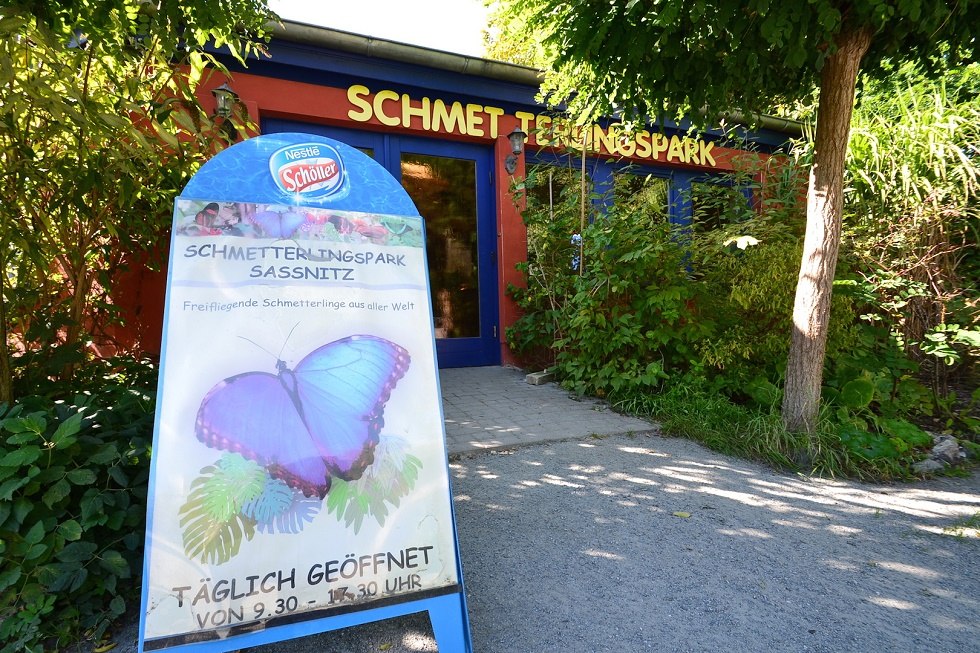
[279,161,339,193]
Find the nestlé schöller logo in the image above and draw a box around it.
[269,142,345,198]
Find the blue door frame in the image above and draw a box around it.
[262,119,500,368]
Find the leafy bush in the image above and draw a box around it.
[844,61,980,397]
[508,162,705,398]
[508,138,951,479]
[0,358,154,652]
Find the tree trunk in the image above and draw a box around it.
[0,269,11,405]
[782,26,872,436]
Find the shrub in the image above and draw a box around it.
[508,161,706,398]
[0,357,154,652]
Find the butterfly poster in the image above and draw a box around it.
[139,192,465,651]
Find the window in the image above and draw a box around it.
[689,181,753,232]
[612,170,670,224]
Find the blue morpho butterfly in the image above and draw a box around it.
[195,334,411,499]
[251,209,306,239]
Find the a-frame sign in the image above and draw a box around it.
[138,133,472,652]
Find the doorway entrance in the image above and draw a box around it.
[263,119,500,367]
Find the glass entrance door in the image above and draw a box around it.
[262,120,500,367]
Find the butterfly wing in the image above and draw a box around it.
[279,211,306,239]
[251,210,305,239]
[195,371,331,498]
[292,335,411,481]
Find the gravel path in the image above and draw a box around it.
[101,431,979,653]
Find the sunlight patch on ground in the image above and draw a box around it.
[582,548,624,561]
[608,472,660,486]
[568,463,606,473]
[928,614,972,630]
[810,486,980,520]
[541,474,584,488]
[913,523,980,538]
[875,561,942,580]
[772,518,819,530]
[695,486,780,509]
[649,467,712,483]
[867,597,918,610]
[617,446,669,457]
[717,528,772,539]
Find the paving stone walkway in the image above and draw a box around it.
[439,366,656,455]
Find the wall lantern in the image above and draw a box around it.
[211,83,239,119]
[504,126,527,174]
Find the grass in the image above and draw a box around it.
[943,512,980,538]
[613,383,908,480]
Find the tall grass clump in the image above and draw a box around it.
[845,61,979,401]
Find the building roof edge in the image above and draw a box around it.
[271,20,804,138]
[272,20,543,87]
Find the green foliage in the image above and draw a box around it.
[843,61,980,399]
[0,3,276,403]
[178,436,423,567]
[508,159,704,398]
[0,357,154,652]
[619,380,933,481]
[326,436,423,533]
[483,1,550,66]
[508,138,955,478]
[494,0,978,126]
[673,148,859,398]
[496,0,979,436]
[179,455,263,566]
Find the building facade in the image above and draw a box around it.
[184,21,799,368]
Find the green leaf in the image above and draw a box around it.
[840,378,875,409]
[5,431,41,445]
[67,468,97,485]
[69,567,89,592]
[98,550,131,579]
[2,415,46,436]
[56,541,98,563]
[57,519,83,542]
[179,461,260,565]
[50,412,84,448]
[879,418,932,447]
[109,595,126,617]
[24,542,48,561]
[87,445,118,465]
[24,520,46,545]
[0,445,41,467]
[196,455,267,522]
[0,568,22,592]
[80,491,105,524]
[42,479,71,508]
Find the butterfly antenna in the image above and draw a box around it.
[278,323,301,359]
[237,335,277,361]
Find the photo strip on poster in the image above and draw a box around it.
[139,197,461,649]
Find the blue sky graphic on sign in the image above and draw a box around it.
[180,132,419,216]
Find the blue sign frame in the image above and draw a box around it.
[139,133,473,652]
